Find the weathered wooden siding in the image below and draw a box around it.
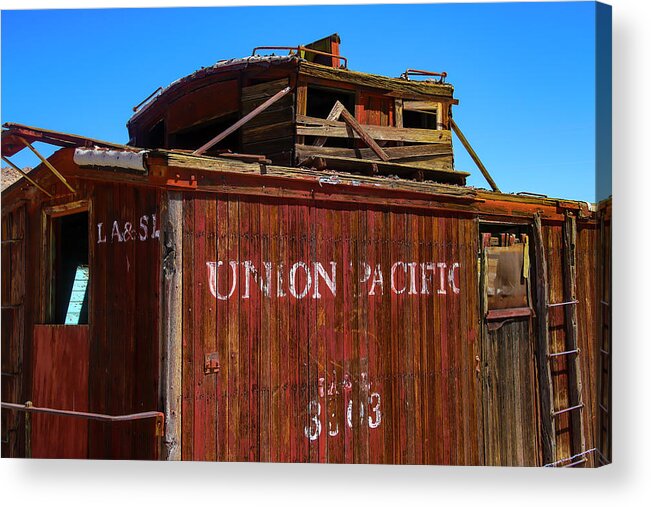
[596,200,611,464]
[32,324,89,458]
[1,203,27,457]
[88,182,162,459]
[1,156,606,465]
[576,223,599,465]
[179,191,483,464]
[1,177,162,459]
[241,78,295,166]
[541,221,599,466]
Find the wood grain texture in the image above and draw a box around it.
[1,204,26,457]
[177,194,485,464]
[297,115,452,144]
[32,325,89,459]
[0,147,606,465]
[298,61,454,99]
[161,191,183,459]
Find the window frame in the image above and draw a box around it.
[479,222,535,322]
[41,200,91,325]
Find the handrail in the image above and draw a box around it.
[252,45,348,69]
[400,69,447,82]
[1,401,164,436]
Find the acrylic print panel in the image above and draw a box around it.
[0,1,611,467]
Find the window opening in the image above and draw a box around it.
[403,109,437,130]
[480,224,533,320]
[306,86,356,148]
[142,119,166,149]
[168,114,240,154]
[52,211,89,325]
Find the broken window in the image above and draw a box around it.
[51,211,89,325]
[141,119,166,148]
[403,101,441,130]
[306,85,355,120]
[481,228,533,320]
[403,109,437,130]
[168,115,240,154]
[306,86,356,149]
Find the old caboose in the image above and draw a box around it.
[1,35,611,466]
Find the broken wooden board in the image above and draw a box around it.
[296,115,452,144]
[301,153,467,185]
[296,142,453,163]
[298,61,454,99]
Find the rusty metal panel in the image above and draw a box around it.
[181,192,481,464]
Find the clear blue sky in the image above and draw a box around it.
[2,2,603,201]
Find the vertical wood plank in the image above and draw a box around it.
[162,191,183,460]
[533,214,556,464]
[563,213,586,460]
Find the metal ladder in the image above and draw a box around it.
[534,213,587,467]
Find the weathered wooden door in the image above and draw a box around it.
[480,227,541,466]
[31,325,89,458]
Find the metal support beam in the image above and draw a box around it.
[18,137,76,193]
[1,155,53,197]
[450,118,500,192]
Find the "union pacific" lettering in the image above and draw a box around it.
[206,260,461,300]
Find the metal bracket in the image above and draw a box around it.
[204,352,220,374]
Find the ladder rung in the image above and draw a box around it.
[599,403,609,414]
[548,348,580,358]
[600,300,610,306]
[600,348,610,355]
[547,299,579,308]
[564,457,587,468]
[552,403,584,417]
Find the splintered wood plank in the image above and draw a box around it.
[296,139,453,163]
[297,114,452,144]
[162,191,183,460]
[241,78,290,102]
[298,61,454,99]
[312,100,346,147]
[301,154,467,184]
[337,105,390,162]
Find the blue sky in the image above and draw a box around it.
[2,2,603,201]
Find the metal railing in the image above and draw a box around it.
[1,401,164,458]
[252,45,348,68]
